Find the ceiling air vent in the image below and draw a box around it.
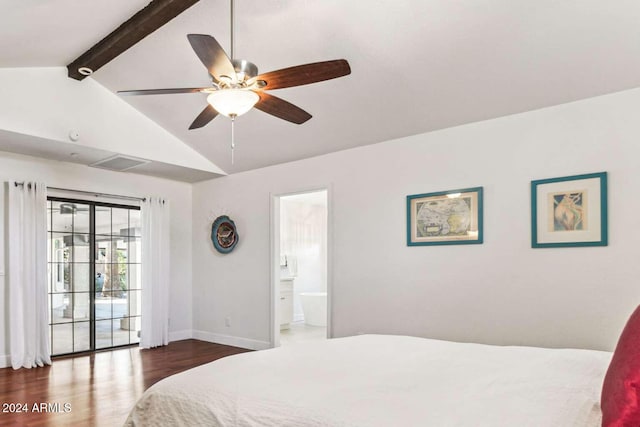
[90,155,149,172]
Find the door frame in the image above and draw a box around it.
[269,185,333,348]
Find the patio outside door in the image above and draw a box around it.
[47,198,142,355]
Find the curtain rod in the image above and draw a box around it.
[13,182,145,202]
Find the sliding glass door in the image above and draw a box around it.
[94,204,142,349]
[47,198,142,356]
[47,200,91,354]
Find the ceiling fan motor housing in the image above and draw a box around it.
[231,59,258,82]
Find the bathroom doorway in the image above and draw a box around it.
[271,188,330,347]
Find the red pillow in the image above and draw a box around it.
[601,305,640,427]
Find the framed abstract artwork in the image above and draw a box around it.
[531,172,607,248]
[406,187,483,246]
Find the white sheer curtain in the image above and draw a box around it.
[140,196,170,349]
[7,181,51,369]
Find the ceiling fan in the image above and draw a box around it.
[118,3,351,131]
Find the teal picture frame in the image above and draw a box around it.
[406,187,483,246]
[531,172,607,248]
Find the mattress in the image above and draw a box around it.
[125,334,611,426]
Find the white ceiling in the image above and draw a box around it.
[2,0,640,177]
[0,0,150,66]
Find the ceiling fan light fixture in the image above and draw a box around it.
[207,89,259,117]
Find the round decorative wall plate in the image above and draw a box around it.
[211,215,239,254]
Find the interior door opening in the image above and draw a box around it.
[272,189,330,347]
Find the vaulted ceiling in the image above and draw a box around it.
[2,0,640,179]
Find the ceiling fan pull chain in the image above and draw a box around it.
[231,115,236,164]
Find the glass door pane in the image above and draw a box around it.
[93,203,141,348]
[48,201,91,356]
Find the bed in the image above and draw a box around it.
[125,334,613,426]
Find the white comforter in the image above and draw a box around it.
[125,334,611,427]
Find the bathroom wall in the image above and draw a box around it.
[280,191,328,321]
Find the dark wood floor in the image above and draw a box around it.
[0,340,250,427]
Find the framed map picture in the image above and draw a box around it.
[407,187,483,246]
[531,172,607,248]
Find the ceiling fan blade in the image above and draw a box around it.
[189,104,219,130]
[118,88,209,96]
[254,59,351,90]
[254,92,312,124]
[187,34,236,82]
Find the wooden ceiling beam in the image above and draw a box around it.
[67,0,199,81]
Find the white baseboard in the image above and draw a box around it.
[168,329,193,342]
[0,354,10,369]
[192,330,271,351]
[0,332,265,368]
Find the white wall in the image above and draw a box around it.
[0,151,193,367]
[192,87,640,352]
